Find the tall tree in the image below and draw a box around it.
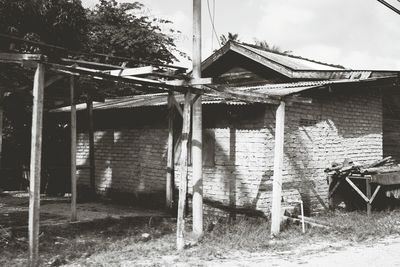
[86,0,181,64]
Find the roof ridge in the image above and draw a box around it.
[237,42,347,70]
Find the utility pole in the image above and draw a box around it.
[192,0,203,239]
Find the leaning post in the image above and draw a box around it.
[70,76,77,222]
[86,96,95,193]
[176,92,192,251]
[192,0,203,238]
[28,63,45,267]
[270,100,286,236]
[166,93,175,210]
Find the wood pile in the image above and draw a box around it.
[325,156,399,178]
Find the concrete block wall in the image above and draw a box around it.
[75,91,383,216]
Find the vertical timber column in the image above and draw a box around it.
[366,178,371,216]
[70,77,77,222]
[166,93,174,210]
[28,63,45,267]
[0,88,4,172]
[86,97,95,193]
[270,101,285,236]
[177,92,192,251]
[192,0,203,239]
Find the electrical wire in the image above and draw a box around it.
[377,0,400,15]
[0,33,186,71]
[207,0,221,48]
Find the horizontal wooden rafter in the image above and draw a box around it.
[0,52,46,63]
[166,77,213,86]
[102,66,154,76]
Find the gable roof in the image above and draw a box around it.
[240,43,345,71]
[201,41,399,80]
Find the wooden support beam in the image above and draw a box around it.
[270,101,285,236]
[369,185,381,204]
[170,95,183,117]
[191,0,203,240]
[14,75,64,93]
[176,92,192,251]
[166,93,175,210]
[166,77,213,86]
[28,63,45,267]
[206,85,280,104]
[328,179,342,199]
[70,76,77,222]
[86,97,96,193]
[0,52,45,64]
[104,66,154,76]
[0,88,4,172]
[345,177,370,202]
[366,179,372,216]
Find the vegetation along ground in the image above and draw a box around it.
[2,208,400,266]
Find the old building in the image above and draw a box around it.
[53,41,400,215]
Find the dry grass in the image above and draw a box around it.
[2,209,400,266]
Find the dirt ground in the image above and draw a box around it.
[0,191,167,228]
[88,235,400,267]
[3,191,400,266]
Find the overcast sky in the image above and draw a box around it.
[82,0,400,70]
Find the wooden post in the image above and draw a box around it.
[366,178,372,216]
[86,97,95,193]
[28,63,45,267]
[270,101,285,236]
[70,77,77,222]
[0,88,4,172]
[192,0,203,238]
[166,93,175,210]
[176,92,191,251]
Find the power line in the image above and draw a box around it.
[377,0,400,15]
[207,0,221,49]
[0,33,187,71]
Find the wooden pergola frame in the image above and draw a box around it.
[0,50,303,266]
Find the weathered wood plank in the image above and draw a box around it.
[166,93,175,210]
[28,63,45,267]
[105,66,154,76]
[70,76,77,222]
[86,97,95,192]
[0,52,45,63]
[170,95,183,117]
[366,179,372,216]
[0,88,4,172]
[176,92,192,251]
[369,185,382,204]
[270,101,285,236]
[345,177,370,202]
[191,0,203,240]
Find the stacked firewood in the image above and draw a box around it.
[325,156,399,178]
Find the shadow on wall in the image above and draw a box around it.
[50,89,382,216]
[56,107,171,208]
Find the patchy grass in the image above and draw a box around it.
[2,210,400,266]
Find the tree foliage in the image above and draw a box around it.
[0,0,88,51]
[254,39,292,54]
[86,0,181,64]
[220,32,240,45]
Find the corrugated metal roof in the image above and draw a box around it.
[239,43,345,71]
[52,76,396,113]
[52,93,247,113]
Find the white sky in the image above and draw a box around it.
[82,0,400,70]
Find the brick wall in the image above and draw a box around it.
[76,90,383,215]
[77,128,168,196]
